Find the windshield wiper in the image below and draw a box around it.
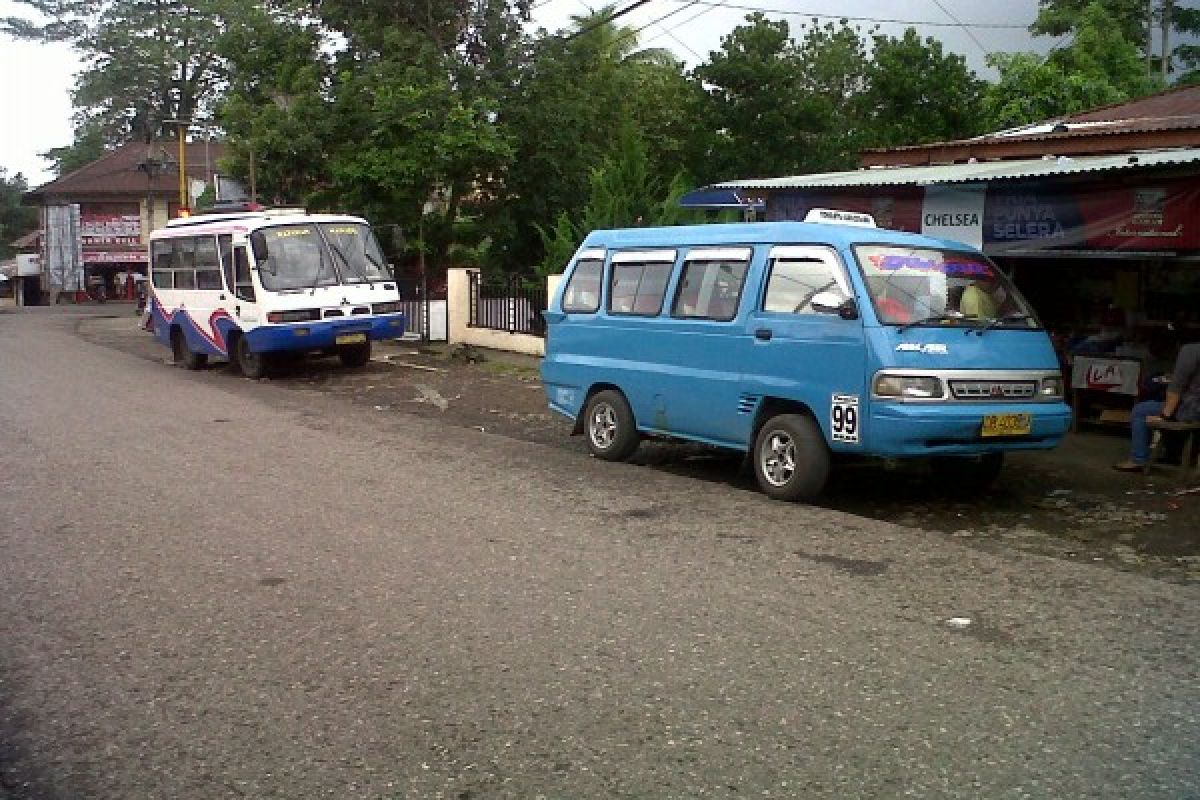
[327,241,372,287]
[974,312,1031,335]
[897,313,964,333]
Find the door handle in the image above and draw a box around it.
[235,305,241,317]
[219,294,226,300]
[754,328,773,341]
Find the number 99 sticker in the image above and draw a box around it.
[830,394,860,443]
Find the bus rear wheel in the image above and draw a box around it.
[338,341,372,368]
[171,328,207,370]
[235,335,268,379]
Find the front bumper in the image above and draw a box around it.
[867,400,1073,457]
[245,313,407,352]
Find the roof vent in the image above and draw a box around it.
[1128,155,1139,164]
[1051,122,1069,133]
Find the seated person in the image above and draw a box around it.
[1113,341,1200,471]
[959,275,1000,318]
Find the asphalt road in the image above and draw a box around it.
[1,308,1197,799]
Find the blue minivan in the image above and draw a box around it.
[541,211,1073,501]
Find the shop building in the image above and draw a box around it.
[21,140,238,303]
[698,84,1200,425]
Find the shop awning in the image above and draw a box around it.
[710,148,1200,191]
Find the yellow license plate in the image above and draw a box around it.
[335,332,367,345]
[981,413,1032,437]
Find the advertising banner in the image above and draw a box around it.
[984,178,1200,254]
[45,204,83,291]
[81,210,141,246]
[922,184,985,248]
[769,190,923,232]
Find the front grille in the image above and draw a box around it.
[949,380,1036,400]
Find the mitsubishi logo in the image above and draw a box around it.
[989,384,1005,397]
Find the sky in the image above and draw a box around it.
[0,0,1061,187]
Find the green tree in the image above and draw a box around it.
[0,168,38,260]
[3,0,235,143]
[861,28,986,149]
[40,124,108,177]
[692,14,839,182]
[534,125,710,276]
[985,3,1161,128]
[1031,0,1200,82]
[493,7,695,272]
[215,5,331,205]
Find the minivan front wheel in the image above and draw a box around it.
[583,389,640,461]
[753,413,830,501]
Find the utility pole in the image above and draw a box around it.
[1147,0,1155,72]
[1161,0,1171,82]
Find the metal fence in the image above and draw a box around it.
[395,279,448,341]
[468,272,547,336]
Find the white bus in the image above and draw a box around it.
[147,206,405,378]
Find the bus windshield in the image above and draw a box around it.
[256,225,339,291]
[254,221,392,291]
[854,244,1040,330]
[320,222,392,283]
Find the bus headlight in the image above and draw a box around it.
[873,373,944,399]
[1040,376,1064,398]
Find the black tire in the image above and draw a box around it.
[583,389,640,461]
[338,341,372,368]
[235,335,268,379]
[930,452,1005,490]
[752,413,830,501]
[171,328,207,370]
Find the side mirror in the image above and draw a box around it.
[812,291,859,320]
[249,232,270,271]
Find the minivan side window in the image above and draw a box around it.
[563,258,603,313]
[672,253,750,321]
[609,260,673,316]
[764,252,846,314]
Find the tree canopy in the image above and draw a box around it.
[0,0,1183,274]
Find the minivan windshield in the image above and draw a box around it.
[854,244,1039,330]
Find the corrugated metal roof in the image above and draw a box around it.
[713,148,1200,190]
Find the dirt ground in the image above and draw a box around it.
[77,312,1200,585]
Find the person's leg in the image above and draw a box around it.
[1120,400,1164,467]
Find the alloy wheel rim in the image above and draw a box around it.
[761,430,796,487]
[589,403,617,449]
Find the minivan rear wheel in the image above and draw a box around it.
[584,389,640,461]
[753,413,830,501]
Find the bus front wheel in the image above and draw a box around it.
[235,336,268,379]
[338,341,372,368]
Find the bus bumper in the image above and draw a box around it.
[245,313,407,353]
[866,401,1073,457]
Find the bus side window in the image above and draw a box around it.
[232,246,255,302]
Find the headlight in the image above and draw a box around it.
[873,373,944,399]
[372,301,400,314]
[1040,376,1064,398]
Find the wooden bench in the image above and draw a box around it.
[1144,418,1200,485]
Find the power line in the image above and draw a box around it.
[929,0,991,58]
[662,0,1030,29]
[641,0,733,60]
[563,0,657,41]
